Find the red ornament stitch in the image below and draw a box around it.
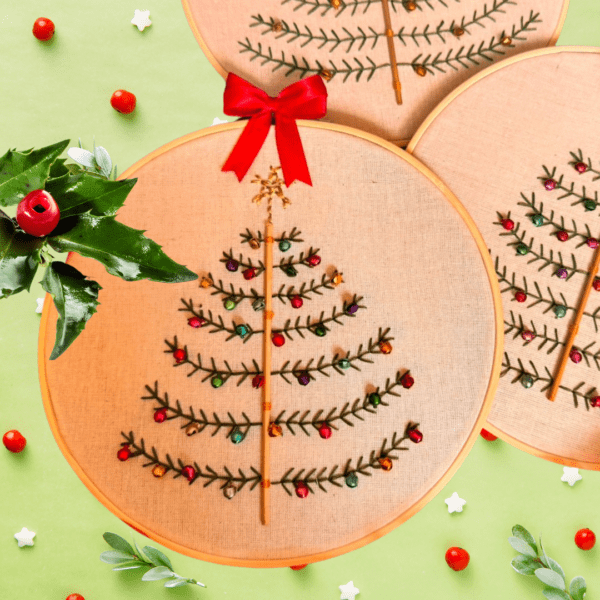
[515,290,527,303]
[188,316,205,328]
[117,445,131,461]
[291,295,304,309]
[570,349,583,364]
[272,333,286,347]
[408,428,423,444]
[181,465,196,482]
[295,481,309,498]
[154,408,168,423]
[173,348,186,363]
[243,267,258,280]
[307,254,321,267]
[556,230,569,242]
[544,179,557,191]
[501,218,515,231]
[318,422,332,439]
[575,162,588,174]
[252,374,265,388]
[593,278,600,292]
[400,372,414,389]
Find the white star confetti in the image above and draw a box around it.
[339,581,360,600]
[212,117,229,126]
[561,467,582,487]
[14,527,36,547]
[131,10,151,32]
[35,297,44,314]
[445,492,467,513]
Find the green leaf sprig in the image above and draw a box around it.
[509,525,587,600]
[100,532,206,589]
[0,140,198,359]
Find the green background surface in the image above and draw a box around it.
[1,1,599,598]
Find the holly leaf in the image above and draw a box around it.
[103,532,135,556]
[41,261,101,360]
[512,525,538,554]
[47,214,197,283]
[141,566,174,581]
[45,171,136,218]
[0,140,69,206]
[570,576,586,600]
[509,537,537,557]
[0,210,44,299]
[511,555,540,576]
[142,546,173,570]
[542,588,570,600]
[535,568,565,590]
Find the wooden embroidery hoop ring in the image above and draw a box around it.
[39,120,503,567]
[408,46,600,471]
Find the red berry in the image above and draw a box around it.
[445,547,470,571]
[33,17,55,41]
[173,348,186,363]
[408,428,423,444]
[401,373,414,389]
[307,254,321,267]
[117,445,131,461]
[272,333,286,347]
[480,428,497,441]
[16,190,60,237]
[3,430,27,453]
[593,278,600,292]
[515,290,527,303]
[544,179,557,191]
[243,267,257,281]
[252,374,265,388]
[575,528,596,550]
[110,89,136,114]
[66,594,85,600]
[556,230,569,242]
[295,481,309,498]
[575,162,588,174]
[154,408,168,423]
[181,465,196,482]
[290,565,307,571]
[318,422,332,440]
[501,218,515,231]
[291,295,304,309]
[188,316,205,328]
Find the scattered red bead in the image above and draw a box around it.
[181,465,196,482]
[587,238,599,249]
[544,179,557,191]
[575,162,588,174]
[295,481,309,498]
[307,254,321,267]
[590,396,600,408]
[243,267,257,280]
[575,528,596,550]
[33,17,55,41]
[408,428,423,444]
[556,230,569,242]
[501,218,515,231]
[16,190,60,237]
[290,565,307,571]
[173,348,186,363]
[290,295,304,309]
[318,422,332,439]
[445,547,470,571]
[3,430,27,453]
[515,290,527,303]
[593,278,600,292]
[401,372,414,389]
[521,330,536,342]
[188,316,205,328]
[154,408,168,423]
[272,333,286,347]
[110,89,137,114]
[252,374,265,388]
[480,429,497,441]
[66,595,85,600]
[570,349,583,364]
[117,445,131,462]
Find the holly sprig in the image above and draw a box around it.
[509,525,586,600]
[0,140,197,359]
[100,532,205,589]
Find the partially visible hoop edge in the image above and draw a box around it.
[38,119,504,567]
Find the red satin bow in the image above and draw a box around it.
[221,73,328,187]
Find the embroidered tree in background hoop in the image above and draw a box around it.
[116,167,421,513]
[240,0,541,105]
[495,150,600,410]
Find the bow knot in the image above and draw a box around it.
[221,74,328,187]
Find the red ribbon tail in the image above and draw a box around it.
[275,115,312,187]
[222,113,271,182]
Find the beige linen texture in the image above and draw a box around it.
[411,49,600,467]
[42,126,497,562]
[184,0,566,142]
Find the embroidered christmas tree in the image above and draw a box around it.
[495,150,600,409]
[116,167,421,515]
[239,0,541,105]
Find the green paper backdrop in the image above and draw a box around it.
[1,1,599,598]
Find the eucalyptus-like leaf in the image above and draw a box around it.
[112,562,147,571]
[509,537,537,557]
[41,261,101,360]
[100,551,137,564]
[47,214,197,283]
[94,146,112,179]
[103,532,135,556]
[0,210,44,299]
[535,568,565,590]
[570,576,586,600]
[67,147,96,169]
[142,546,173,570]
[0,140,69,206]
[512,525,538,554]
[141,566,174,581]
[547,557,566,584]
[542,587,571,600]
[538,535,550,568]
[164,578,189,588]
[511,555,540,576]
